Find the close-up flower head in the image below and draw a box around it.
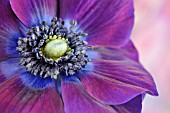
[0,0,158,113]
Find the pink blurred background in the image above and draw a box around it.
[132,0,170,113]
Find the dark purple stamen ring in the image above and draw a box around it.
[16,17,92,79]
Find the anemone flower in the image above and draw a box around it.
[0,0,158,113]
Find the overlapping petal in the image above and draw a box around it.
[113,95,142,113]
[121,41,139,61]
[10,0,57,27]
[78,55,158,105]
[60,0,134,47]
[0,75,64,113]
[0,0,22,61]
[61,79,116,113]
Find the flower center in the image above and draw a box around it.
[44,38,68,59]
[16,17,92,79]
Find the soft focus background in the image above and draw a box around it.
[132,0,170,113]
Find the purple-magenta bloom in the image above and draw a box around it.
[0,0,158,113]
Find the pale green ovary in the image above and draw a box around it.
[44,39,68,59]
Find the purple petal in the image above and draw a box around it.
[0,58,25,78]
[78,59,158,105]
[0,58,56,89]
[120,40,139,61]
[0,74,6,84]
[60,0,134,47]
[0,75,64,113]
[61,81,116,113]
[20,72,54,89]
[0,0,22,61]
[10,0,57,27]
[113,95,142,113]
[17,21,30,37]
[88,41,139,61]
